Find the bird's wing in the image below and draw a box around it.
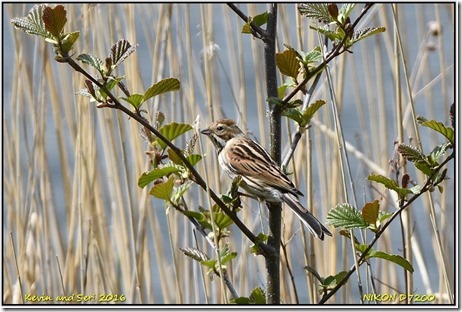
[224,137,302,196]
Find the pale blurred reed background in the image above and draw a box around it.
[3,3,455,304]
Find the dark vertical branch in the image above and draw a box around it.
[264,3,281,305]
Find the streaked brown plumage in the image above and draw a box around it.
[201,119,332,240]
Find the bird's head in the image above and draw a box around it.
[201,119,243,151]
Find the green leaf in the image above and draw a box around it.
[367,174,413,199]
[231,297,251,304]
[242,11,268,34]
[323,271,348,287]
[323,276,336,287]
[298,4,334,23]
[182,210,204,221]
[179,247,209,262]
[418,119,454,144]
[104,76,124,92]
[157,123,193,149]
[11,4,52,39]
[275,49,300,79]
[429,142,452,163]
[309,25,344,41]
[415,161,433,176]
[249,233,268,255]
[397,144,426,163]
[144,78,181,101]
[252,11,269,26]
[268,96,286,107]
[338,3,356,19]
[110,39,137,68]
[301,46,322,65]
[241,24,252,34]
[355,244,373,256]
[301,100,326,126]
[98,78,121,101]
[42,5,67,37]
[121,93,145,109]
[351,27,386,44]
[167,148,184,165]
[186,154,202,167]
[139,166,181,188]
[333,271,348,284]
[378,211,393,224]
[326,203,369,229]
[282,100,325,128]
[220,248,237,265]
[60,31,80,54]
[182,210,212,230]
[408,184,422,194]
[231,287,266,304]
[361,200,379,225]
[256,232,268,243]
[282,108,304,125]
[172,181,193,205]
[149,176,175,200]
[368,251,414,273]
[249,287,266,304]
[214,212,234,230]
[277,84,288,99]
[200,259,217,269]
[77,53,105,75]
[434,168,448,186]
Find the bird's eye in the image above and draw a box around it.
[216,126,224,131]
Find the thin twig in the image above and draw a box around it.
[281,3,375,106]
[280,240,299,304]
[227,3,268,41]
[281,72,322,169]
[177,199,239,299]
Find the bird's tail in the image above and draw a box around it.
[282,193,332,240]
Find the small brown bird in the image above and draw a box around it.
[201,119,332,240]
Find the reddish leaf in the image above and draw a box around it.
[362,200,379,225]
[42,5,67,37]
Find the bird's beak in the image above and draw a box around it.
[200,129,211,135]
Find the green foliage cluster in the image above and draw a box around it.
[11,2,452,305]
[321,106,454,294]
